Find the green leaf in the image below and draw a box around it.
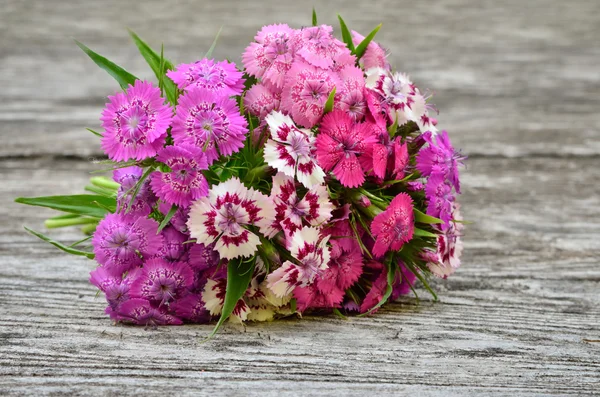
[204,26,224,59]
[312,7,318,26]
[413,228,438,238]
[360,259,396,316]
[74,40,138,90]
[289,298,297,314]
[388,112,399,138]
[353,23,382,60]
[413,208,444,224]
[15,195,116,218]
[208,256,256,339]
[24,227,95,259]
[127,30,178,104]
[157,204,178,233]
[45,216,99,229]
[404,261,438,301]
[86,128,103,138]
[337,15,355,52]
[323,87,336,113]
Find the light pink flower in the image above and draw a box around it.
[167,59,245,97]
[244,83,281,118]
[336,65,367,121]
[263,111,325,188]
[292,25,352,70]
[187,177,275,259]
[352,31,390,70]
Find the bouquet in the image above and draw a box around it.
[16,10,465,335]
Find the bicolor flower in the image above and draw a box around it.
[187,177,275,259]
[266,226,331,297]
[370,193,415,257]
[171,88,248,165]
[265,172,334,238]
[263,111,325,188]
[101,80,173,162]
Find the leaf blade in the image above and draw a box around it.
[15,195,116,218]
[353,23,382,60]
[24,227,95,259]
[413,208,444,224]
[323,87,336,114]
[337,15,355,52]
[74,40,138,90]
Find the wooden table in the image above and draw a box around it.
[1,1,598,395]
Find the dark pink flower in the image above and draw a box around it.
[101,80,172,162]
[316,110,377,188]
[167,59,244,97]
[188,242,220,272]
[150,144,209,207]
[153,227,190,263]
[116,298,182,326]
[280,62,341,128]
[171,88,248,165]
[171,294,211,323]
[92,213,163,276]
[370,193,414,257]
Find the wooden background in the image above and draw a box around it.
[1,0,599,395]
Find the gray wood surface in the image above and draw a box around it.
[1,0,599,395]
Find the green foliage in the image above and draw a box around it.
[337,15,355,52]
[74,40,138,90]
[323,87,336,114]
[86,128,103,138]
[204,26,223,59]
[353,23,382,60]
[413,208,444,224]
[207,256,256,338]
[359,257,396,316]
[15,195,116,218]
[24,227,95,259]
[312,7,318,26]
[157,204,178,233]
[127,30,178,104]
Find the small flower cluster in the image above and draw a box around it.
[18,13,465,331]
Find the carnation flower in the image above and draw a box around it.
[416,130,463,193]
[244,83,281,119]
[171,88,248,164]
[351,31,390,70]
[130,258,194,305]
[263,111,325,188]
[242,24,296,89]
[154,227,190,263]
[188,242,220,272]
[266,226,331,297]
[113,166,156,216]
[92,213,163,276]
[316,110,377,188]
[371,135,409,180]
[203,277,250,321]
[292,25,352,70]
[360,262,388,313]
[187,177,275,259]
[150,144,209,207]
[425,170,455,226]
[170,294,211,323]
[167,59,245,97]
[100,80,172,162]
[265,172,334,238]
[280,62,341,128]
[336,66,367,121]
[429,205,464,277]
[370,193,414,257]
[115,298,182,326]
[158,202,190,234]
[89,266,137,312]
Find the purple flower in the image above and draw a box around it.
[154,227,190,263]
[130,258,193,305]
[170,294,211,323]
[188,242,220,272]
[167,59,245,97]
[150,144,209,208]
[425,170,455,226]
[116,298,182,326]
[416,131,463,193]
[113,166,156,216]
[171,88,248,165]
[89,266,138,311]
[92,213,163,276]
[158,202,190,234]
[100,80,173,162]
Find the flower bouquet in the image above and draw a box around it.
[16,10,465,335]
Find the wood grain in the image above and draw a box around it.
[1,0,599,395]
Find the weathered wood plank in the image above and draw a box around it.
[1,157,599,395]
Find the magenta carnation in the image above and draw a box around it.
[116,298,182,326]
[113,166,156,216]
[150,144,209,208]
[167,59,245,97]
[416,131,463,193]
[280,62,341,128]
[316,110,377,188]
[130,258,194,305]
[100,80,172,162]
[371,193,415,257]
[92,213,163,276]
[171,88,248,164]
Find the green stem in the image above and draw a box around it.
[81,223,98,235]
[45,217,99,229]
[90,176,120,191]
[244,164,269,184]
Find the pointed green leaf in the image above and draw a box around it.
[312,7,318,26]
[24,227,95,259]
[208,256,256,338]
[388,113,399,138]
[413,228,438,238]
[126,167,154,213]
[323,87,336,113]
[413,208,444,224]
[127,30,178,104]
[204,26,223,59]
[75,40,138,90]
[157,204,178,233]
[45,216,98,229]
[15,195,116,218]
[353,23,382,60]
[289,298,297,314]
[404,260,438,300]
[86,128,103,138]
[337,15,355,52]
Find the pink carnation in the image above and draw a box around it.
[244,83,281,118]
[100,80,172,162]
[352,31,390,70]
[292,25,352,70]
[371,193,415,257]
[167,59,245,97]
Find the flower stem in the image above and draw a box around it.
[244,165,269,184]
[90,176,120,191]
[45,217,99,229]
